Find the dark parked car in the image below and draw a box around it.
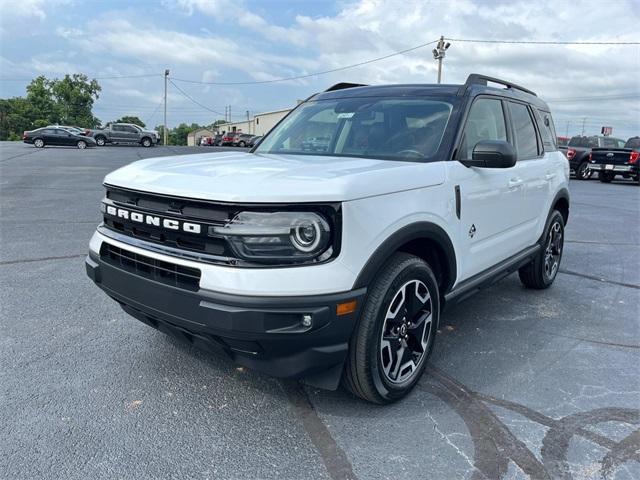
[23,127,97,149]
[233,133,255,147]
[248,135,263,147]
[48,125,90,136]
[565,135,626,180]
[590,136,640,184]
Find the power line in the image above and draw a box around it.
[171,39,440,86]
[445,37,640,45]
[168,79,227,117]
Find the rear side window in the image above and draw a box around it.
[458,98,507,160]
[509,102,539,160]
[536,109,557,151]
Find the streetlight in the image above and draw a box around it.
[432,36,451,84]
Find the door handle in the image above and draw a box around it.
[508,178,524,188]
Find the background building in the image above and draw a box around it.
[216,107,292,136]
[187,127,213,146]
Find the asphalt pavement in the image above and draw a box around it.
[1,141,638,480]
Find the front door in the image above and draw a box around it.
[448,96,530,280]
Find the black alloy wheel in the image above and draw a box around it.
[576,162,592,180]
[379,279,433,384]
[343,252,439,404]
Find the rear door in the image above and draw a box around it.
[507,101,549,242]
[448,96,529,279]
[43,128,62,145]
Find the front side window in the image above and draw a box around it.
[458,98,507,160]
[509,102,539,159]
[255,97,453,161]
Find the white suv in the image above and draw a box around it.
[86,74,570,404]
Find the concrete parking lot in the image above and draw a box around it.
[1,141,638,480]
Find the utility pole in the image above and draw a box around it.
[163,69,169,145]
[581,117,587,136]
[565,120,570,137]
[246,110,250,133]
[432,36,451,84]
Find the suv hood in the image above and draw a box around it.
[104,151,445,203]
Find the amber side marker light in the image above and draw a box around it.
[336,300,358,316]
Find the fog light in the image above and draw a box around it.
[301,314,313,328]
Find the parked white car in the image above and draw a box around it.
[86,74,570,403]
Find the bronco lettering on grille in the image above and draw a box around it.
[105,205,202,234]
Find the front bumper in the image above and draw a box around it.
[86,252,365,389]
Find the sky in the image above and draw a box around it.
[1,0,639,138]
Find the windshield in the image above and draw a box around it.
[255,97,453,161]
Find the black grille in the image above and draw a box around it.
[100,243,201,291]
[103,186,232,258]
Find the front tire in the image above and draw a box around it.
[599,171,614,183]
[576,161,592,180]
[519,210,564,289]
[343,253,439,404]
[34,138,45,148]
[141,137,152,148]
[77,140,87,149]
[95,136,106,147]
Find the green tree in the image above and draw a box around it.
[0,74,103,139]
[169,123,193,146]
[115,116,145,128]
[0,97,34,140]
[50,74,101,127]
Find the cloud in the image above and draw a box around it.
[3,0,639,135]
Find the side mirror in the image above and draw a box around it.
[461,140,517,168]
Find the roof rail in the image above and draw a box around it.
[459,74,537,97]
[324,82,368,92]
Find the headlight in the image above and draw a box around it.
[211,211,333,264]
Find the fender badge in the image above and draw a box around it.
[469,224,476,238]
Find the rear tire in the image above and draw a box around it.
[599,172,614,183]
[343,253,439,404]
[519,210,564,289]
[239,141,246,147]
[95,136,106,147]
[77,140,87,149]
[34,138,45,148]
[576,161,592,180]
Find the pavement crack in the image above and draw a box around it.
[279,380,357,480]
[0,253,86,266]
[558,269,640,290]
[538,330,640,350]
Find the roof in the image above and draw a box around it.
[312,74,549,109]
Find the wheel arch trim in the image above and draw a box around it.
[352,221,457,294]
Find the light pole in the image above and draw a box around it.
[432,36,451,84]
[163,69,169,145]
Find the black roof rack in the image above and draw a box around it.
[324,82,368,92]
[459,74,537,97]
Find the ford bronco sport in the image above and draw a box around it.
[86,74,570,404]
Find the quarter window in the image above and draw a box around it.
[458,98,507,160]
[510,103,539,159]
[536,109,557,151]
